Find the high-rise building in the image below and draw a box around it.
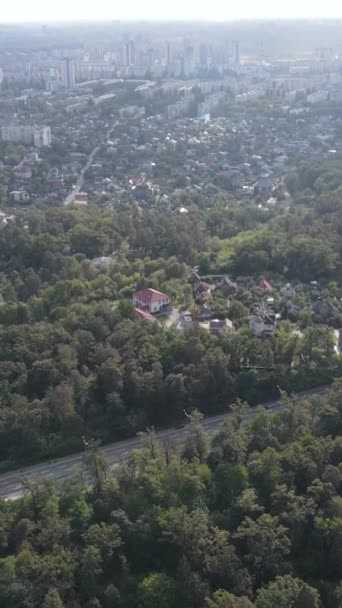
[1,125,51,147]
[232,40,240,65]
[183,46,195,77]
[315,47,333,61]
[33,126,51,147]
[1,125,33,145]
[60,58,76,88]
[166,41,173,65]
[124,41,136,66]
[199,44,209,69]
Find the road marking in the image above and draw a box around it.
[0,386,331,500]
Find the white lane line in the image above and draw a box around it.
[0,387,332,496]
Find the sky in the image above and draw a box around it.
[2,0,342,22]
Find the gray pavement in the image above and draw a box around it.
[64,145,99,205]
[0,385,329,500]
[164,307,182,328]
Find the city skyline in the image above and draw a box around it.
[2,0,342,23]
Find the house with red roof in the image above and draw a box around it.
[135,308,157,322]
[259,279,272,291]
[133,288,171,314]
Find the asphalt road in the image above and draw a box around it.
[0,386,329,500]
[63,121,119,206]
[64,145,100,205]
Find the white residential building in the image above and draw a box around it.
[249,314,280,337]
[209,319,234,335]
[133,288,170,314]
[307,90,329,104]
[1,125,51,147]
[10,190,30,202]
[33,126,51,147]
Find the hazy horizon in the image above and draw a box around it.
[2,0,342,24]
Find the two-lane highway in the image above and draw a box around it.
[0,386,330,500]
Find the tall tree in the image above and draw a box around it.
[205,590,255,608]
[138,572,177,608]
[182,410,208,463]
[256,576,320,608]
[42,589,65,608]
[234,514,291,584]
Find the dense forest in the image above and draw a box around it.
[0,173,342,467]
[0,124,341,608]
[0,386,341,608]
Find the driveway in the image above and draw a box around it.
[165,307,181,328]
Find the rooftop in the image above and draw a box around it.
[134,288,169,303]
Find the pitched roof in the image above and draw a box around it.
[264,315,277,326]
[312,300,337,315]
[195,281,211,294]
[210,318,234,330]
[218,277,237,288]
[199,303,212,312]
[216,276,238,295]
[250,314,277,325]
[134,288,169,303]
[135,308,156,322]
[259,279,272,290]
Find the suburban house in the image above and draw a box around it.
[309,281,321,297]
[133,288,170,314]
[209,318,234,335]
[259,279,272,291]
[198,303,213,320]
[215,276,238,298]
[283,301,301,315]
[194,280,211,302]
[135,308,156,322]
[249,313,280,337]
[10,190,30,203]
[281,283,296,298]
[312,300,337,320]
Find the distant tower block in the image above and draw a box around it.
[232,40,240,65]
[60,58,75,88]
[166,41,173,65]
[125,41,136,66]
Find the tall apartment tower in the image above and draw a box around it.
[166,41,173,65]
[1,125,51,147]
[125,41,136,66]
[60,58,76,88]
[33,126,51,147]
[199,44,209,69]
[232,40,240,65]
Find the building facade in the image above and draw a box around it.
[133,288,170,314]
[60,58,76,88]
[1,125,51,147]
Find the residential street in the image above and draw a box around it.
[64,145,100,205]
